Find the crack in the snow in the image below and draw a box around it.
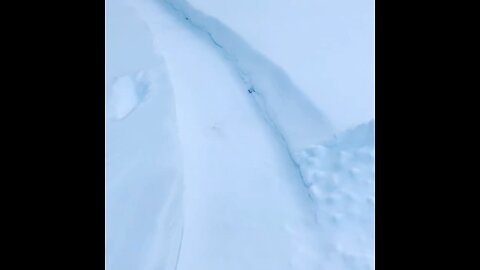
[158,0,334,202]
[173,225,184,270]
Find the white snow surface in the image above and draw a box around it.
[106,0,374,269]
[188,0,375,132]
[295,120,375,270]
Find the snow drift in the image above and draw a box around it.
[106,0,374,269]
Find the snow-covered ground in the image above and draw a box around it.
[106,65,184,270]
[106,0,374,269]
[295,120,375,269]
[187,0,374,132]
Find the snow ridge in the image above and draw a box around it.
[112,1,374,269]
[151,3,375,268]
[160,0,335,154]
[157,0,339,212]
[106,65,184,270]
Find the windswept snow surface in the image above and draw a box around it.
[187,0,375,132]
[106,66,184,270]
[106,0,374,269]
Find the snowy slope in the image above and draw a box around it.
[106,1,183,269]
[127,1,325,269]
[132,0,335,152]
[187,0,374,132]
[106,0,374,269]
[106,66,184,270]
[296,120,375,269]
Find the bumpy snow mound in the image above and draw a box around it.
[295,120,375,270]
[108,70,151,120]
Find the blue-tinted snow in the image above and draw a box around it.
[188,0,374,133]
[106,66,183,270]
[296,120,375,270]
[106,0,374,269]
[107,71,151,120]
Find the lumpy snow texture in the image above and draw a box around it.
[295,120,375,270]
[106,0,374,269]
